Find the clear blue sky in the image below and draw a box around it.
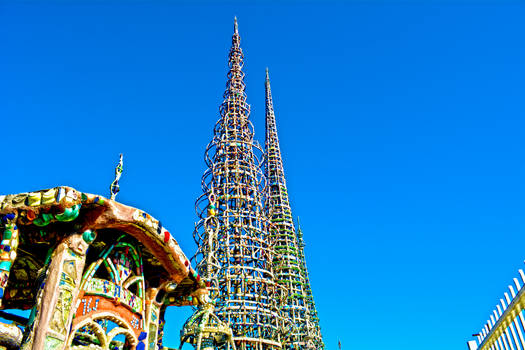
[1,1,524,349]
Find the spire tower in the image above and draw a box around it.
[296,220,324,349]
[264,70,324,349]
[187,19,282,350]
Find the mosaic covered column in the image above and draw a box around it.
[0,213,19,307]
[144,287,165,350]
[21,230,95,350]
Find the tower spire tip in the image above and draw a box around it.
[234,16,238,34]
[109,153,124,201]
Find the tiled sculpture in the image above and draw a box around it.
[0,186,206,350]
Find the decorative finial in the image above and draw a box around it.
[234,16,238,34]
[110,154,123,200]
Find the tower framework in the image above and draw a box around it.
[189,18,282,350]
[264,71,324,349]
[296,223,324,349]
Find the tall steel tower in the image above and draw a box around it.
[264,70,324,349]
[188,18,282,350]
[296,221,324,349]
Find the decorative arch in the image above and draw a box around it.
[80,235,145,314]
[68,311,138,349]
[69,235,146,349]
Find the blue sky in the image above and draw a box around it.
[1,1,524,349]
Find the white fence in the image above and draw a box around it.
[468,268,525,350]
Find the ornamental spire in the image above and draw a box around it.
[109,154,123,201]
[264,69,288,208]
[223,16,247,127]
[181,19,282,350]
[296,220,325,349]
[264,70,325,349]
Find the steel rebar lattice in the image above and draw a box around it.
[263,70,324,350]
[188,18,282,350]
[296,222,324,349]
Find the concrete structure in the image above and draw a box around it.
[0,186,206,350]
